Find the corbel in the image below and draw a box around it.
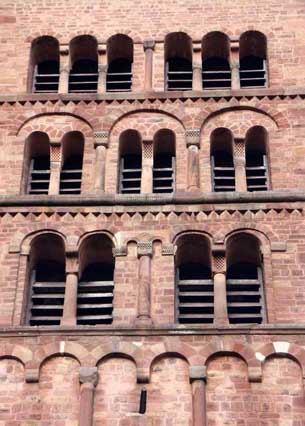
[25,368,40,383]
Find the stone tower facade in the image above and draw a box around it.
[0,0,305,425]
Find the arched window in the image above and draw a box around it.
[226,233,265,324]
[78,234,114,325]
[59,131,84,195]
[153,129,175,193]
[175,234,213,324]
[106,34,133,92]
[164,32,193,91]
[210,128,235,192]
[239,31,267,88]
[69,35,98,93]
[245,126,269,191]
[119,130,142,194]
[26,234,65,326]
[202,32,231,89]
[24,132,50,195]
[30,36,60,93]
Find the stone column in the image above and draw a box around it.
[212,245,229,326]
[141,141,153,194]
[61,250,78,326]
[58,45,69,94]
[93,131,109,193]
[234,138,247,192]
[193,63,202,91]
[49,142,61,195]
[189,366,207,426]
[230,38,240,90]
[186,129,201,191]
[98,45,107,93]
[135,242,153,326]
[143,39,155,91]
[79,367,98,426]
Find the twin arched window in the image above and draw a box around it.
[24,131,84,195]
[26,233,114,326]
[211,126,270,192]
[118,129,176,194]
[175,233,265,326]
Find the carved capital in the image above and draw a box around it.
[25,368,39,383]
[189,365,206,382]
[59,45,69,55]
[186,129,200,147]
[113,246,128,257]
[162,243,176,256]
[79,367,98,386]
[66,254,79,274]
[248,366,263,383]
[137,241,153,257]
[143,39,155,51]
[94,131,109,148]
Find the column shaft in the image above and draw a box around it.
[187,145,200,191]
[61,272,78,326]
[141,160,153,194]
[213,272,229,326]
[79,382,95,426]
[48,162,61,195]
[235,158,247,192]
[192,379,206,426]
[94,145,107,192]
[193,65,203,91]
[137,255,152,321]
[98,64,107,93]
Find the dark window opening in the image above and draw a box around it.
[33,60,59,93]
[246,152,268,191]
[29,260,65,326]
[240,56,266,88]
[226,262,263,324]
[119,154,142,194]
[59,155,83,195]
[68,59,98,93]
[107,58,132,92]
[211,151,235,192]
[166,58,192,91]
[77,263,114,325]
[202,57,231,89]
[153,153,175,194]
[27,156,50,195]
[177,263,213,324]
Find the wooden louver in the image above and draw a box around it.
[211,154,235,192]
[77,264,114,325]
[177,266,214,324]
[246,153,268,191]
[28,263,65,326]
[166,59,193,91]
[59,156,83,195]
[226,265,264,324]
[119,155,142,194]
[240,58,267,88]
[27,157,50,195]
[153,154,175,193]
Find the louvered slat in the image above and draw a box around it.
[77,280,114,325]
[178,278,214,324]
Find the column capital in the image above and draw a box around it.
[137,241,153,257]
[113,245,128,257]
[143,39,155,51]
[94,131,109,148]
[59,44,69,55]
[162,243,176,256]
[79,367,98,386]
[189,365,207,382]
[66,255,79,275]
[186,129,200,147]
[212,244,226,274]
